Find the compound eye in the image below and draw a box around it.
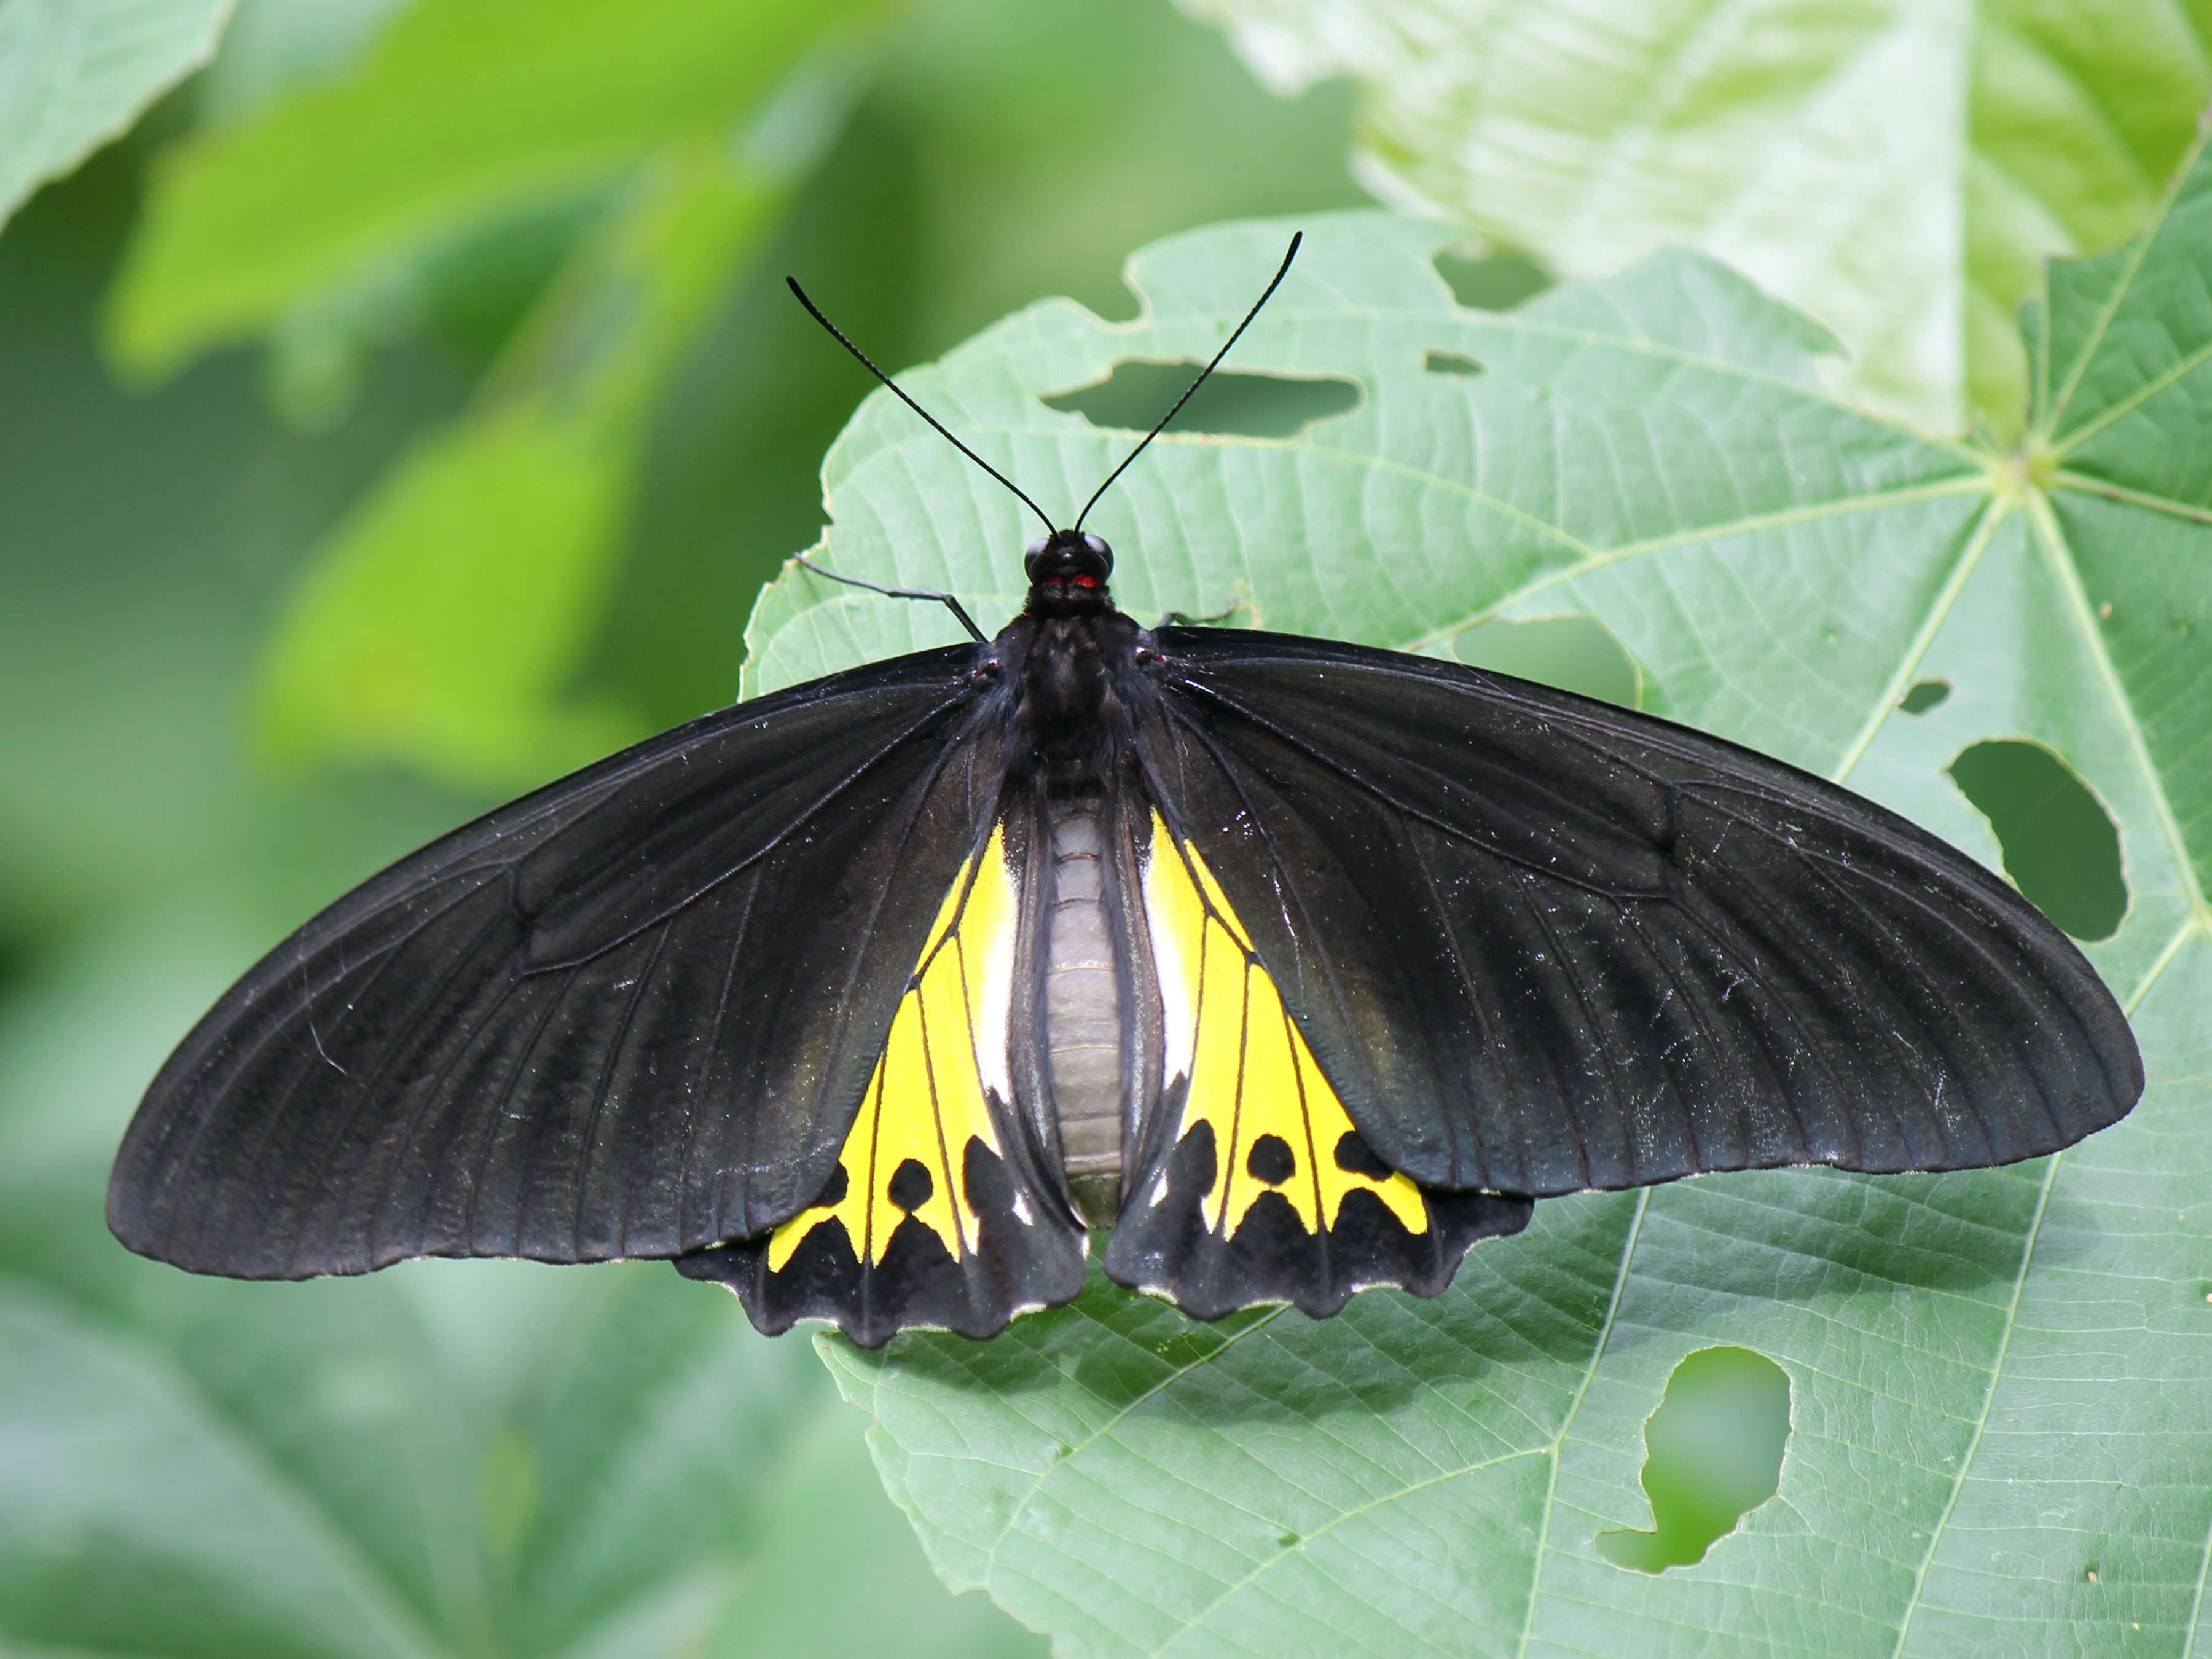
[1081,532,1109,557]
[1026,537,1048,560]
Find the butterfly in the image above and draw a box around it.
[108,235,2144,1347]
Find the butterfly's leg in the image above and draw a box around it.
[794,552,989,645]
[1155,599,1245,629]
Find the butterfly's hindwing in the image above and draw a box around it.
[1102,811,1532,1319]
[681,823,1088,1346]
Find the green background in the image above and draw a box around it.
[1,2,2203,1655]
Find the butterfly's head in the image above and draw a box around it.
[1024,528,1115,615]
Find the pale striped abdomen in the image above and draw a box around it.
[1043,799,1122,1225]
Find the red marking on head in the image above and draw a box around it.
[1073,574,1100,588]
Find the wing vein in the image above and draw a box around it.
[780,732,997,1220]
[1399,807,1481,1180]
[1168,677,1668,899]
[1144,707,1375,1110]
[1507,869,1607,1190]
[1700,796,2066,1158]
[164,878,495,1266]
[258,896,514,1273]
[458,968,581,1257]
[691,868,758,1249]
[524,695,979,971]
[571,922,675,1259]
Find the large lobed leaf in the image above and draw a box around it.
[746,130,2212,1657]
[1172,0,2212,436]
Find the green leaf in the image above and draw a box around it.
[253,401,641,785]
[0,0,236,232]
[747,142,2212,1653]
[254,144,787,787]
[0,916,1043,1659]
[104,0,881,377]
[192,0,412,127]
[184,0,882,787]
[1173,0,2211,435]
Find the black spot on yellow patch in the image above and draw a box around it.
[1108,1116,1532,1320]
[888,1158,933,1214]
[817,1163,849,1207]
[685,1137,1086,1347]
[1246,1134,1296,1185]
[1334,1130,1393,1180]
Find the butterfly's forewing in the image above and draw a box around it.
[1130,629,2144,1199]
[108,648,1013,1281]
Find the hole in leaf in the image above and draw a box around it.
[1434,249,1553,312]
[1451,616,1641,707]
[1947,740,2125,941]
[1900,679,1951,715]
[1044,364,1357,439]
[1424,350,1484,378]
[1596,1347,1790,1573]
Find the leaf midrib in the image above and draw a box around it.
[1885,1157,2063,1657]
[979,1305,1288,1581]
[2028,488,2212,933]
[2042,119,2211,437]
[1510,1188,1650,1659]
[2050,471,2212,526]
[1149,1448,1548,1658]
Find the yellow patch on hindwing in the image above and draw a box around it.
[766,826,1016,1270]
[1139,810,1428,1239]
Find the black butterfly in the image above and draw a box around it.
[108,236,2143,1347]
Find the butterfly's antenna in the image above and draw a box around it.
[1073,232,1302,533]
[786,277,1057,538]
